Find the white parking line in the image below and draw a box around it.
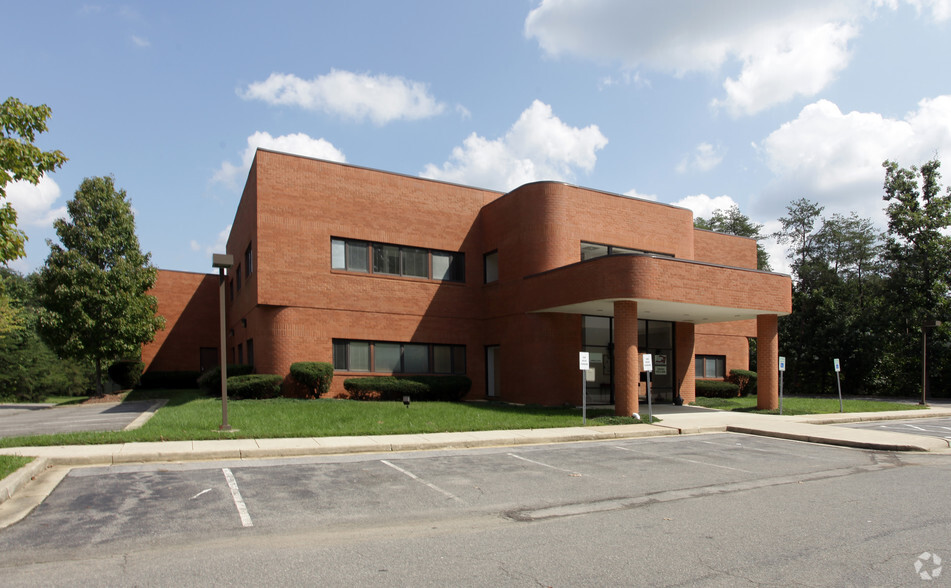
[614,445,753,473]
[507,453,583,476]
[222,468,253,527]
[901,424,928,431]
[380,460,464,503]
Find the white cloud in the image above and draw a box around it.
[131,35,150,47]
[671,193,739,220]
[5,175,65,228]
[190,224,231,258]
[241,70,446,125]
[420,100,608,192]
[677,142,725,174]
[525,0,872,116]
[213,131,347,190]
[905,0,951,20]
[759,96,951,221]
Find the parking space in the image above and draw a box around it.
[840,417,951,440]
[0,432,900,556]
[0,401,158,438]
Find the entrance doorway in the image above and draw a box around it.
[582,316,676,404]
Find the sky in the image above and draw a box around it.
[3,0,951,276]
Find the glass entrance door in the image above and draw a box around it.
[639,320,675,402]
[583,316,613,404]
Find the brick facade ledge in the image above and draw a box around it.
[521,254,792,324]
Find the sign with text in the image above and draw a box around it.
[642,354,653,372]
[579,352,590,371]
[779,356,786,372]
[834,358,840,373]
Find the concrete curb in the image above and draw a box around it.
[0,457,49,505]
[726,424,951,452]
[123,399,168,431]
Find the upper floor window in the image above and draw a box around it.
[332,238,464,283]
[484,251,499,283]
[235,263,242,291]
[581,241,673,261]
[245,243,253,277]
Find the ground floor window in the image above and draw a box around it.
[333,339,466,375]
[695,355,725,378]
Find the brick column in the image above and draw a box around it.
[757,314,779,410]
[614,301,639,417]
[675,322,696,404]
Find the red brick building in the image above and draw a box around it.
[143,149,791,414]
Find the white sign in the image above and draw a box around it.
[585,368,596,382]
[834,358,840,373]
[579,352,590,370]
[779,356,786,372]
[642,354,653,372]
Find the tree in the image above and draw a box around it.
[36,176,164,396]
[0,97,68,263]
[0,269,92,401]
[694,204,772,270]
[880,159,951,396]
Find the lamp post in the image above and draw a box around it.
[212,253,234,430]
[921,319,943,406]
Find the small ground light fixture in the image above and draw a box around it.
[403,396,411,408]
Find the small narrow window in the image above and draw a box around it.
[331,239,346,269]
[237,343,244,365]
[245,243,253,276]
[484,251,498,283]
[235,264,242,291]
[246,339,254,368]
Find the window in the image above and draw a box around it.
[246,339,254,368]
[245,243,253,277]
[237,343,244,364]
[432,251,464,282]
[333,340,466,374]
[581,241,673,260]
[484,251,498,283]
[695,355,726,378]
[235,264,242,291]
[331,238,465,282]
[373,244,400,275]
[402,247,429,278]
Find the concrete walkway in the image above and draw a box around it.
[2,402,951,529]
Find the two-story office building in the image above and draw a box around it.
[142,149,791,415]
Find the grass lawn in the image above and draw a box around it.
[0,389,656,448]
[0,455,33,479]
[693,395,927,415]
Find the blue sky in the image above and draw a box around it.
[4,0,951,275]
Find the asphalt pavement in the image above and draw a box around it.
[0,400,165,439]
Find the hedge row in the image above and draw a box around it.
[226,374,283,399]
[197,364,254,395]
[343,375,472,402]
[695,379,741,398]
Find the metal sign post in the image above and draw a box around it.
[643,354,653,423]
[778,356,786,415]
[579,352,590,424]
[834,358,843,413]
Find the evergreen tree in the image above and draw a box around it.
[36,176,164,396]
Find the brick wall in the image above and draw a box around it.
[142,270,220,373]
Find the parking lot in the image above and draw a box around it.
[841,416,951,440]
[1,432,949,586]
[0,401,159,438]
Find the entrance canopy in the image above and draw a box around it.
[522,254,792,323]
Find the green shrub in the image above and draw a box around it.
[198,364,253,395]
[289,362,334,397]
[107,359,145,390]
[226,374,283,399]
[342,375,471,401]
[695,379,740,398]
[729,369,758,396]
[139,370,202,389]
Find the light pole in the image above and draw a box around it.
[921,319,943,406]
[212,253,234,431]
